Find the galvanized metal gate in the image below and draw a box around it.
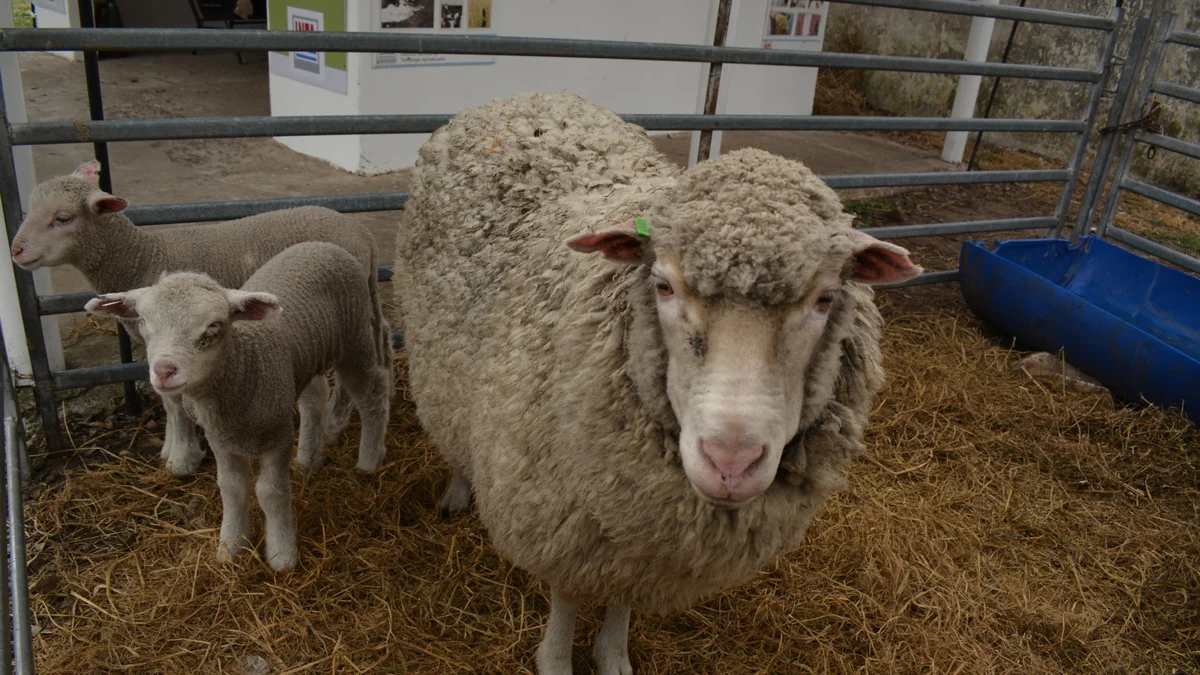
[0,0,1196,671]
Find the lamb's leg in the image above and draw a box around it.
[593,604,633,675]
[296,376,330,472]
[161,394,205,476]
[256,442,298,573]
[326,373,354,444]
[535,588,578,675]
[211,447,252,564]
[438,468,472,519]
[339,364,392,473]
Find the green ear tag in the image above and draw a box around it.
[634,217,650,237]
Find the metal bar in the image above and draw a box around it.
[1136,132,1200,162]
[826,0,1112,29]
[873,269,961,289]
[125,192,408,226]
[967,0,1026,172]
[53,361,146,390]
[1121,178,1200,219]
[696,0,732,162]
[1107,226,1200,276]
[1050,4,1123,236]
[0,348,13,675]
[859,216,1055,239]
[0,66,63,452]
[1150,80,1200,106]
[10,114,1087,145]
[0,29,1100,82]
[1095,12,1174,241]
[1167,30,1200,49]
[4,415,32,675]
[1071,15,1154,240]
[822,169,1067,189]
[76,0,140,417]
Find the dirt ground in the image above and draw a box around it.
[12,51,1200,674]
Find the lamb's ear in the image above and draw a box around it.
[843,230,922,285]
[87,190,128,216]
[227,291,281,322]
[84,292,140,320]
[565,222,653,265]
[72,160,102,186]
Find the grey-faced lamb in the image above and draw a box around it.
[393,91,921,674]
[85,241,394,572]
[9,161,389,476]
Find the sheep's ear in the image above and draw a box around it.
[565,223,653,265]
[85,292,140,320]
[87,190,128,216]
[227,291,281,322]
[843,230,922,285]
[72,160,102,185]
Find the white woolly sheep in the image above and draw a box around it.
[85,241,395,572]
[10,161,389,476]
[393,91,921,674]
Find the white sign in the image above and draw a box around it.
[373,0,497,69]
[763,0,828,51]
[268,6,349,95]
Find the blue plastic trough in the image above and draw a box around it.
[959,235,1200,424]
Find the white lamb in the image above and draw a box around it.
[394,91,921,673]
[9,161,389,476]
[85,241,394,572]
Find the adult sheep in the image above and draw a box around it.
[394,91,920,674]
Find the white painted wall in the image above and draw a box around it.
[270,0,825,174]
[33,1,82,62]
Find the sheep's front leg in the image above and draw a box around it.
[161,394,204,476]
[296,376,330,472]
[536,588,578,675]
[593,604,633,675]
[211,447,252,563]
[256,442,298,572]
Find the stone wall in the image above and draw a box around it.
[825,1,1200,192]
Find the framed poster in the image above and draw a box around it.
[373,0,496,68]
[268,0,349,95]
[763,0,827,51]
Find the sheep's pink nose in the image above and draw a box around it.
[700,439,765,484]
[152,363,178,383]
[10,243,23,258]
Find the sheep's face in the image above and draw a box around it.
[84,273,280,397]
[567,223,918,509]
[9,160,127,270]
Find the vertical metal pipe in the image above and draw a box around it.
[76,0,141,416]
[1096,13,1174,240]
[696,0,734,163]
[0,355,11,675]
[4,415,31,675]
[0,71,62,452]
[1049,3,1124,238]
[1070,14,1153,241]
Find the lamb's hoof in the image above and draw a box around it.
[437,482,472,519]
[535,647,573,675]
[165,446,205,476]
[266,549,297,573]
[594,650,633,675]
[294,453,324,475]
[215,540,239,564]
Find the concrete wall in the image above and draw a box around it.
[824,1,1200,191]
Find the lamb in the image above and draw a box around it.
[84,241,395,572]
[9,161,390,476]
[393,91,921,674]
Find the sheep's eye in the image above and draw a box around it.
[654,278,673,297]
[54,214,72,225]
[203,322,223,337]
[815,293,836,311]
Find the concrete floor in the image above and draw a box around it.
[15,50,954,368]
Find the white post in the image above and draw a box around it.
[941,0,1000,164]
[0,0,66,384]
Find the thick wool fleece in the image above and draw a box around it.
[395,91,886,614]
[30,173,388,362]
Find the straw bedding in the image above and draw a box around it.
[22,285,1200,674]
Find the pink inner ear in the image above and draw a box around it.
[96,298,138,319]
[91,196,128,215]
[73,161,101,185]
[232,296,279,321]
[850,245,920,284]
[566,231,646,264]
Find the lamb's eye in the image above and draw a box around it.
[203,322,223,337]
[815,293,836,311]
[654,279,673,297]
[54,214,72,225]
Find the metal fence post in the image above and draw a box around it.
[1068,13,1153,241]
[75,0,140,417]
[0,76,62,453]
[0,346,27,675]
[696,0,733,163]
[1050,3,1124,237]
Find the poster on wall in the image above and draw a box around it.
[763,0,828,51]
[373,0,496,68]
[268,0,349,95]
[31,0,68,13]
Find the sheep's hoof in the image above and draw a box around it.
[215,540,239,564]
[165,447,205,477]
[266,550,297,574]
[594,650,633,675]
[437,477,472,519]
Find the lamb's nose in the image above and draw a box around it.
[152,363,178,384]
